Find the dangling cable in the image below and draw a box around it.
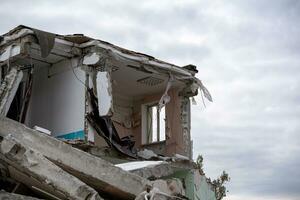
[69,57,89,89]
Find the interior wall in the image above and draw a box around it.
[127,88,187,157]
[25,62,85,137]
[94,73,137,146]
[108,65,190,156]
[111,94,136,141]
[165,89,185,156]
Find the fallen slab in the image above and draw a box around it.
[134,188,184,200]
[0,191,40,200]
[152,179,185,197]
[0,117,151,199]
[116,161,186,198]
[0,135,102,200]
[116,161,175,180]
[0,67,23,116]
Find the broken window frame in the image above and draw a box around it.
[142,102,166,145]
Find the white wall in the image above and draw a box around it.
[97,71,113,116]
[26,61,85,137]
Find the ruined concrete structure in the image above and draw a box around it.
[0,25,217,200]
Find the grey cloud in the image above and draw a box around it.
[1,0,300,199]
[151,43,211,64]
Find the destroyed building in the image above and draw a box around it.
[0,25,221,200]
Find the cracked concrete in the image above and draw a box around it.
[0,117,151,199]
[0,191,40,200]
[0,136,102,200]
[0,67,23,116]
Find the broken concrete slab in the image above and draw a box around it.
[134,187,184,200]
[0,117,151,199]
[116,161,165,171]
[117,161,175,180]
[0,44,22,62]
[0,135,102,200]
[152,179,185,197]
[137,149,158,160]
[0,67,23,116]
[0,191,40,200]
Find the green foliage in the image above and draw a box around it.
[195,154,205,175]
[195,154,230,200]
[212,171,230,200]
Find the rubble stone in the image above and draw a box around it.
[0,117,151,199]
[0,191,40,200]
[152,178,185,196]
[0,136,103,200]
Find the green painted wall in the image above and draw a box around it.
[166,169,216,200]
[193,171,216,200]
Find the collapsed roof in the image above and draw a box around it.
[0,25,212,101]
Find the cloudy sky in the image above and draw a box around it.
[1,0,299,199]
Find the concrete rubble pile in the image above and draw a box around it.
[0,117,216,200]
[0,25,218,200]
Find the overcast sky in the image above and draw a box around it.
[1,0,299,199]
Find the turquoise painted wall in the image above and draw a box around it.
[56,130,85,140]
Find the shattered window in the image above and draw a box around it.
[146,104,166,143]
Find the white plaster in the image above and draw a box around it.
[0,28,33,46]
[87,127,94,142]
[33,126,51,135]
[115,161,164,171]
[0,45,21,62]
[97,71,113,116]
[1,69,23,116]
[158,75,174,111]
[174,154,189,161]
[83,53,100,65]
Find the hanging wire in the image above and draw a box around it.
[69,57,89,89]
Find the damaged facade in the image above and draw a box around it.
[0,25,217,200]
